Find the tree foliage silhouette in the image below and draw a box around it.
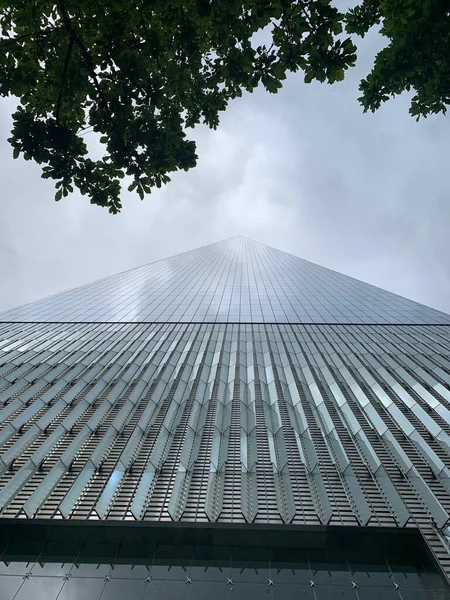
[0,0,446,212]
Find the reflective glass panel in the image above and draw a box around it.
[2,237,448,325]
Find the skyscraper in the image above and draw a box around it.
[0,236,450,599]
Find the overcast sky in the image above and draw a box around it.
[1,7,450,316]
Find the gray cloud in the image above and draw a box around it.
[1,21,450,316]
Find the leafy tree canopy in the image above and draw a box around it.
[346,0,450,120]
[0,0,447,212]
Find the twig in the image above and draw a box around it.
[55,35,75,122]
[0,27,64,48]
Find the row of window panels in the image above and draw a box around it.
[3,344,449,428]
[0,544,446,600]
[3,329,450,446]
[1,323,450,357]
[2,332,450,524]
[0,451,439,527]
[0,546,442,579]
[3,258,442,322]
[1,252,428,313]
[0,575,444,600]
[1,246,446,324]
[3,326,450,438]
[0,408,446,524]
[0,465,407,527]
[0,325,448,381]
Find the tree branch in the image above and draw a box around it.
[136,3,163,71]
[296,0,314,29]
[55,35,75,123]
[0,27,64,48]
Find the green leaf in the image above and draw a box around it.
[262,75,282,93]
[272,63,286,80]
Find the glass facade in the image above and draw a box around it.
[1,236,449,324]
[0,524,447,600]
[1,236,450,596]
[1,321,450,530]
